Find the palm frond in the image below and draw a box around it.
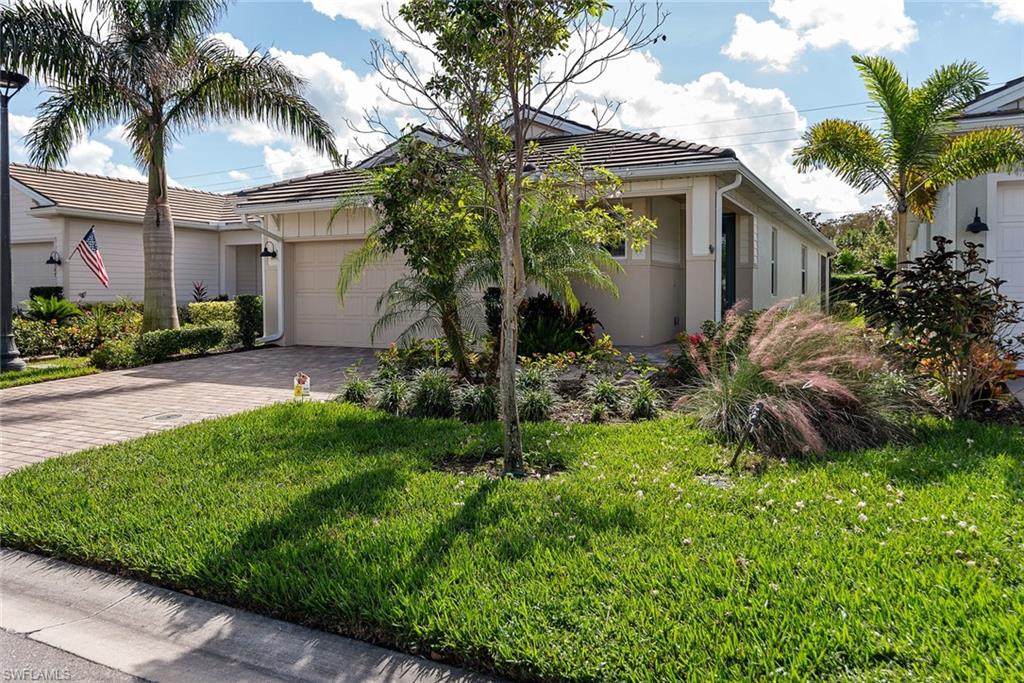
[927,127,1024,194]
[0,0,100,85]
[26,80,133,167]
[165,38,339,162]
[793,119,893,196]
[852,55,910,150]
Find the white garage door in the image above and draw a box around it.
[994,180,1024,364]
[291,240,407,347]
[12,241,58,307]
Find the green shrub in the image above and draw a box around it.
[486,289,602,357]
[28,286,63,300]
[852,238,1024,417]
[516,364,553,393]
[457,383,499,423]
[25,296,82,324]
[407,368,456,418]
[589,402,607,423]
[627,378,661,421]
[90,338,141,370]
[12,318,54,356]
[375,338,452,375]
[519,387,556,422]
[139,325,225,363]
[339,367,372,405]
[234,295,263,348]
[586,377,622,414]
[188,301,235,326]
[681,303,914,457]
[374,378,409,415]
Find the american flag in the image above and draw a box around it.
[75,227,109,287]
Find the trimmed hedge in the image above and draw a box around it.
[830,273,876,305]
[90,338,142,370]
[139,325,225,363]
[235,295,262,348]
[188,300,235,326]
[29,286,64,301]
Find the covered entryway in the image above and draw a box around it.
[994,180,1024,363]
[288,240,406,347]
[12,241,58,306]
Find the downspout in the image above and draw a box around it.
[714,173,743,321]
[241,212,285,344]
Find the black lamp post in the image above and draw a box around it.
[1,70,30,372]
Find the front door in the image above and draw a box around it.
[722,213,737,312]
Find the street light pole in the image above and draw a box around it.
[1,70,30,372]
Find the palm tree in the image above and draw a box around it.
[1,0,339,330]
[794,56,1024,262]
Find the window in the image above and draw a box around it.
[800,245,808,295]
[770,227,778,296]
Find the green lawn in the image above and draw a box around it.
[1,403,1022,680]
[0,357,97,389]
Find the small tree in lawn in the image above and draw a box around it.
[2,0,339,331]
[368,0,665,473]
[793,56,1024,263]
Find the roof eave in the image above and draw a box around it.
[28,205,239,231]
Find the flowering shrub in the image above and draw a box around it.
[14,306,142,358]
[679,303,914,457]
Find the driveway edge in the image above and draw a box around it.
[0,548,490,682]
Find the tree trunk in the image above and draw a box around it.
[896,205,909,268]
[440,306,473,380]
[142,154,179,331]
[499,217,526,475]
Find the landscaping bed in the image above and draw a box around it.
[1,402,1021,680]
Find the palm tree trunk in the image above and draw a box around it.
[439,307,473,380]
[896,206,909,268]
[142,148,179,331]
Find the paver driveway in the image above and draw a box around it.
[0,346,375,474]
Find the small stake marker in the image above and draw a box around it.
[729,401,764,469]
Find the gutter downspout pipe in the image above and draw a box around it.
[714,173,743,321]
[241,212,285,344]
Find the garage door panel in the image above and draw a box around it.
[291,240,407,347]
[13,242,58,306]
[995,182,1024,365]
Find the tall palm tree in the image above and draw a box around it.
[1,0,339,330]
[794,56,1024,262]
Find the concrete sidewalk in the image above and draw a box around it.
[1,549,491,682]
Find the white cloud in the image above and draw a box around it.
[722,0,918,71]
[227,170,251,181]
[562,33,882,214]
[210,31,250,56]
[104,124,129,146]
[306,0,393,32]
[262,144,333,180]
[984,0,1024,23]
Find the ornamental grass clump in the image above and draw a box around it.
[406,368,456,418]
[457,383,499,423]
[586,377,623,415]
[681,303,914,457]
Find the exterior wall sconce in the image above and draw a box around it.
[259,241,278,258]
[45,250,62,265]
[966,207,989,234]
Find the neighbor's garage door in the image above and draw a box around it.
[994,180,1024,365]
[290,240,406,347]
[12,241,57,306]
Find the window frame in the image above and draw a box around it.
[770,226,778,296]
[800,244,808,295]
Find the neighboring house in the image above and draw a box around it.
[912,76,1024,349]
[235,110,835,348]
[9,164,263,306]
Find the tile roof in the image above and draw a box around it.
[528,128,735,170]
[965,75,1024,108]
[234,167,372,206]
[235,128,734,207]
[10,164,241,224]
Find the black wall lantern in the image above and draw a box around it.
[966,207,988,234]
[45,250,62,265]
[259,240,278,258]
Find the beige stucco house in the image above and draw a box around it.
[911,76,1024,350]
[9,164,263,306]
[234,112,835,348]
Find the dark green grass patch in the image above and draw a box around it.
[0,357,97,389]
[1,402,1022,680]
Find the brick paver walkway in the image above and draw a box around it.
[0,346,375,475]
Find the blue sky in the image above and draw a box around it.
[8,0,1024,215]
